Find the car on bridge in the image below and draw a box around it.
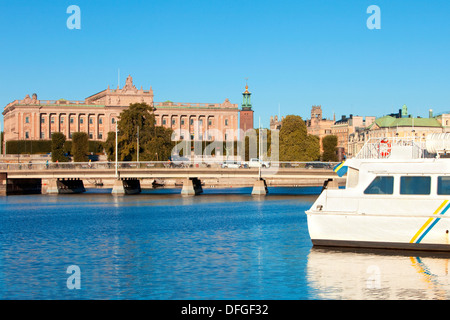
[248,158,270,168]
[305,162,333,169]
[221,161,246,169]
[168,155,190,168]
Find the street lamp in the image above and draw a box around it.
[115,123,118,178]
[137,125,139,164]
[13,131,19,164]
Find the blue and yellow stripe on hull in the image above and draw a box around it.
[410,200,450,244]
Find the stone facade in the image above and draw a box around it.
[3,75,248,144]
[331,114,375,155]
[305,106,334,151]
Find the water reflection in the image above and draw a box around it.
[0,189,314,299]
[307,247,450,300]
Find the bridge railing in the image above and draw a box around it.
[0,161,339,171]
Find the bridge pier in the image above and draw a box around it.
[111,178,141,195]
[43,178,85,194]
[0,173,7,196]
[251,178,268,195]
[181,178,203,196]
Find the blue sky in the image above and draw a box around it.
[1,0,450,127]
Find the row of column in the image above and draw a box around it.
[15,112,118,141]
[157,114,237,140]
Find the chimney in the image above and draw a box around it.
[429,109,433,118]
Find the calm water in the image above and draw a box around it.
[1,187,450,300]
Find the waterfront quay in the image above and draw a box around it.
[0,161,344,196]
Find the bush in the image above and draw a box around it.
[6,140,52,154]
[72,132,89,162]
[52,133,68,162]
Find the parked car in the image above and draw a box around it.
[221,160,242,169]
[305,162,332,169]
[248,158,270,168]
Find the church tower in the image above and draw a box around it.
[239,83,254,135]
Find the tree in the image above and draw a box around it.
[51,133,68,162]
[72,132,89,162]
[104,132,116,161]
[279,115,320,161]
[322,135,338,162]
[106,102,174,161]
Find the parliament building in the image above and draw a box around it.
[3,75,254,143]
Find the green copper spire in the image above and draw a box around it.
[242,83,252,110]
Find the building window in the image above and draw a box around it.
[41,118,45,124]
[89,118,93,124]
[400,176,431,195]
[364,176,394,195]
[51,116,55,124]
[225,119,229,126]
[70,118,74,124]
[181,119,185,125]
[40,132,45,139]
[99,118,103,124]
[163,119,166,125]
[25,117,29,123]
[89,133,93,139]
[208,120,212,126]
[80,118,84,124]
[172,119,176,125]
[112,118,115,124]
[25,132,29,139]
[60,118,64,124]
[190,119,194,125]
[98,133,103,140]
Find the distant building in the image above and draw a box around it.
[305,106,334,151]
[349,105,447,157]
[3,75,252,146]
[270,115,283,130]
[331,114,375,156]
[239,84,254,133]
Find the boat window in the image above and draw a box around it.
[400,176,431,195]
[438,176,450,195]
[364,176,394,195]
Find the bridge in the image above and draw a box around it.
[0,161,345,196]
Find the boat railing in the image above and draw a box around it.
[355,137,429,159]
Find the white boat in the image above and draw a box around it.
[306,133,450,251]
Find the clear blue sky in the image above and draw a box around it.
[1,0,450,128]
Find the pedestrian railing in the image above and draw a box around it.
[0,161,340,171]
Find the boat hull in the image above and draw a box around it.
[307,211,450,252]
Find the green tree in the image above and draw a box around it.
[107,102,174,161]
[279,115,320,161]
[322,135,338,162]
[51,133,68,162]
[72,132,89,162]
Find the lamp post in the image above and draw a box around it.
[13,131,19,164]
[115,123,118,178]
[137,125,139,164]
